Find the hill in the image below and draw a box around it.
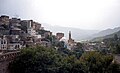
[91,30,120,41]
[92,27,120,38]
[104,30,120,39]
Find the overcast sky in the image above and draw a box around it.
[0,0,120,30]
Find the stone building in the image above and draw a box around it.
[56,33,64,40]
[0,27,9,35]
[34,22,41,31]
[0,15,9,25]
[0,35,22,51]
[0,36,8,51]
[10,27,22,35]
[44,31,52,38]
[8,42,22,50]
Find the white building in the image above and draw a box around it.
[8,43,22,50]
[0,35,22,51]
[27,28,36,35]
[0,37,7,50]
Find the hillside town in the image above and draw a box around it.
[0,15,120,73]
[0,15,111,53]
[0,15,80,53]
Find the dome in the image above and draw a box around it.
[59,37,67,43]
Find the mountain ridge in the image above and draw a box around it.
[42,23,99,41]
[42,23,120,41]
[91,30,120,41]
[92,27,120,38]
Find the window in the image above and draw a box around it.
[1,40,3,44]
[4,40,6,44]
[18,45,19,48]
[15,45,17,49]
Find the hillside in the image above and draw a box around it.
[104,30,120,38]
[91,30,120,41]
[92,27,120,38]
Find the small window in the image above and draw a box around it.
[1,40,3,44]
[15,45,17,49]
[4,40,6,44]
[18,45,19,48]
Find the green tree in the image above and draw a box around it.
[9,46,64,73]
[79,51,115,73]
[57,41,65,48]
[114,34,118,41]
[73,42,84,59]
[9,46,120,73]
[103,36,120,54]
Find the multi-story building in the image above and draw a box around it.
[44,31,52,37]
[56,33,64,40]
[20,20,37,35]
[10,18,21,28]
[10,27,21,35]
[27,28,36,35]
[10,18,21,25]
[34,22,41,31]
[0,35,22,51]
[0,27,9,35]
[0,36,7,51]
[20,20,33,32]
[0,15,9,25]
[8,42,22,50]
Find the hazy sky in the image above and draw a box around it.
[0,0,120,30]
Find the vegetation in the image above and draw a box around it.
[9,46,120,73]
[80,52,115,73]
[103,34,120,54]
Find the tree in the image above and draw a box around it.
[107,62,120,73]
[9,46,64,73]
[73,42,84,59]
[103,36,120,54]
[79,51,116,73]
[57,41,65,48]
[59,55,84,73]
[114,34,118,41]
[9,46,120,73]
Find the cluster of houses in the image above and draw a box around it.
[0,15,53,52]
[82,41,109,52]
[0,15,109,53]
[0,15,78,53]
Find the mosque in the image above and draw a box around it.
[59,31,76,50]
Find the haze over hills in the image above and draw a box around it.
[42,23,120,41]
[91,27,120,41]
[105,30,120,38]
[92,27,120,37]
[42,23,99,41]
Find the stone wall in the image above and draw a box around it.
[0,51,20,73]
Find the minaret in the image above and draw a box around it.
[69,31,71,40]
